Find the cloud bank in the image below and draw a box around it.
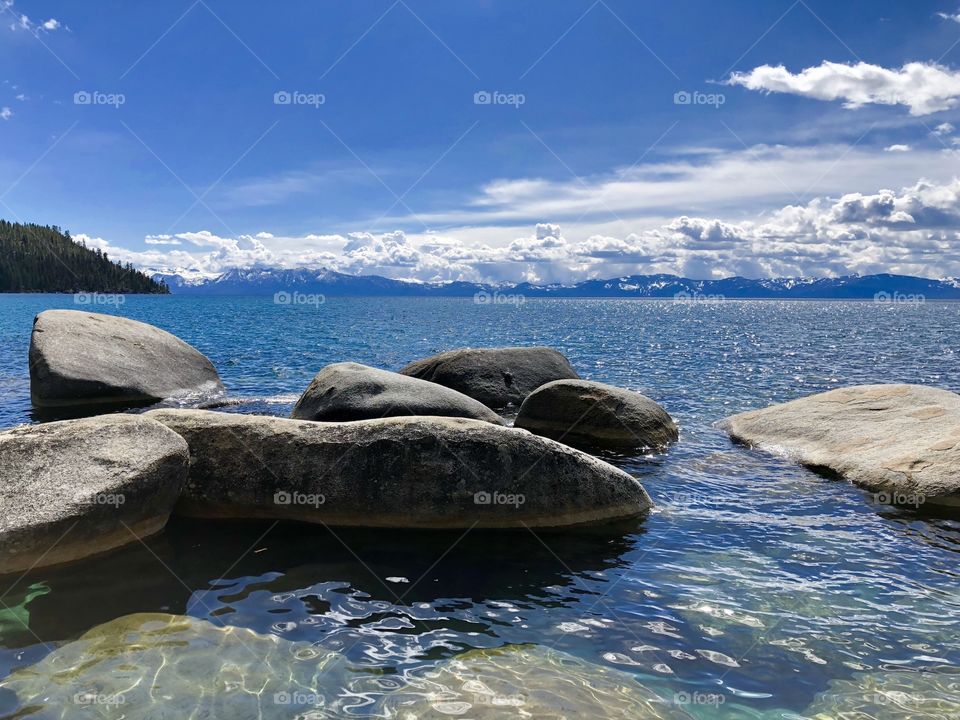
[79,177,960,283]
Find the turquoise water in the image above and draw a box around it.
[0,295,958,717]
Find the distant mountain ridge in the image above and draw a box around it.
[152,267,960,300]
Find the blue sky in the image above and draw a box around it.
[3,0,960,282]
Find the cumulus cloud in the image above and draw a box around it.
[884,144,911,152]
[3,0,61,34]
[937,9,960,23]
[728,61,960,115]
[0,107,11,120]
[76,177,960,283]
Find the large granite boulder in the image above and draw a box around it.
[29,309,224,409]
[0,613,349,718]
[721,384,960,509]
[382,644,687,718]
[515,379,679,451]
[291,362,504,425]
[146,409,651,528]
[0,415,188,574]
[400,346,579,408]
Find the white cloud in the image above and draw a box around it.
[884,144,911,152]
[0,107,11,120]
[937,10,960,23]
[728,61,960,115]
[75,177,960,283]
[933,122,956,135]
[4,1,61,34]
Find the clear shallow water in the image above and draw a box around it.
[0,295,959,718]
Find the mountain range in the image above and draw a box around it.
[151,268,960,300]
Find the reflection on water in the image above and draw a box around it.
[1,297,959,716]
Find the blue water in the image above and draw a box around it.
[1,295,958,717]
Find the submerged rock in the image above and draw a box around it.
[721,384,960,509]
[0,613,348,718]
[516,379,679,451]
[0,415,188,575]
[400,346,580,408]
[146,409,651,528]
[382,644,687,718]
[29,309,224,409]
[291,361,504,424]
[803,670,960,719]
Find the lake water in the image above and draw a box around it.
[0,295,958,718]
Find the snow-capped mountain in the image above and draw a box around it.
[152,269,960,299]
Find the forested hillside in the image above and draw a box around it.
[0,221,168,293]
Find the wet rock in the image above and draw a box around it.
[146,409,651,528]
[382,644,689,718]
[804,670,960,719]
[29,309,224,410]
[291,362,504,424]
[0,415,188,575]
[721,384,960,509]
[0,613,348,718]
[516,379,678,451]
[400,346,579,408]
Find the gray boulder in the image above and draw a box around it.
[146,409,651,528]
[515,379,679,451]
[720,384,960,509]
[400,346,579,408]
[291,362,504,425]
[29,309,224,409]
[0,415,189,574]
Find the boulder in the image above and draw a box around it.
[146,409,651,528]
[515,379,678,451]
[0,415,188,574]
[29,309,224,409]
[0,613,348,718]
[400,346,579,408]
[381,644,688,718]
[720,384,960,509]
[291,362,504,425]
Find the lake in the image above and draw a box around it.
[1,295,958,718]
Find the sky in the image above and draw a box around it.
[3,0,960,283]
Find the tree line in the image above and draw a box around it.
[0,220,168,294]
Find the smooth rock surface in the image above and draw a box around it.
[515,379,679,451]
[400,346,579,408]
[291,361,504,424]
[382,644,687,719]
[146,409,651,528]
[803,670,960,719]
[29,309,224,408]
[721,384,960,508]
[0,415,188,574]
[0,613,348,719]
